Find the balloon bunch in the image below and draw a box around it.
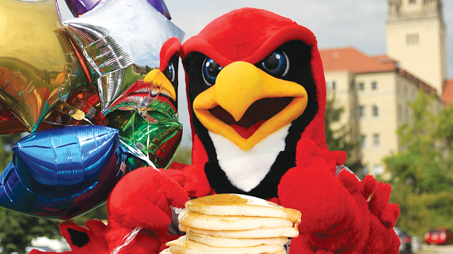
[0,0,184,220]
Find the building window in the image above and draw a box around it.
[398,104,402,119]
[405,107,409,121]
[359,106,365,118]
[409,0,416,3]
[373,133,380,147]
[332,81,336,90]
[406,34,419,45]
[371,82,378,90]
[358,82,364,91]
[372,105,379,117]
[360,135,366,148]
[374,165,384,175]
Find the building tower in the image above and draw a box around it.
[386,0,446,95]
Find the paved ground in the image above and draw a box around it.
[416,244,453,254]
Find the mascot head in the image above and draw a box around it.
[181,8,331,198]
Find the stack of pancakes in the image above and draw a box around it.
[161,193,301,254]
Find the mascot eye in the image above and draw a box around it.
[202,58,223,86]
[261,51,290,77]
[164,62,176,82]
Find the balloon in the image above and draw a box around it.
[0,125,146,219]
[0,86,107,133]
[61,0,185,111]
[102,37,183,168]
[0,0,92,132]
[0,0,184,220]
[62,0,172,20]
[0,101,54,134]
[0,103,15,122]
[146,0,172,20]
[44,86,109,127]
[0,103,28,134]
[63,0,102,17]
[106,87,183,168]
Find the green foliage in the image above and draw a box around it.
[384,91,453,237]
[434,103,453,172]
[0,134,15,170]
[324,92,363,176]
[0,208,60,254]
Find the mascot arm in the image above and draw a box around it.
[279,144,400,253]
[279,157,365,253]
[105,167,189,252]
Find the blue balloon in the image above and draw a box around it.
[0,125,134,219]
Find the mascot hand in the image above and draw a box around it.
[279,157,364,253]
[164,164,212,198]
[279,158,363,246]
[338,172,400,253]
[29,220,109,254]
[279,141,399,253]
[105,167,189,252]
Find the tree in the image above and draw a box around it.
[0,134,16,170]
[384,91,453,237]
[0,134,61,253]
[387,92,449,194]
[324,92,363,176]
[434,103,453,173]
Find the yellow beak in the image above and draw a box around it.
[193,61,308,151]
[144,69,177,101]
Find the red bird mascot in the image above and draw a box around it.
[32,8,401,254]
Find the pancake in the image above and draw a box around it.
[179,225,299,238]
[159,248,171,254]
[178,210,294,231]
[185,194,301,223]
[160,246,286,254]
[187,232,288,247]
[167,236,285,254]
[164,193,301,254]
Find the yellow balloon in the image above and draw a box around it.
[0,0,90,132]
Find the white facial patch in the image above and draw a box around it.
[208,124,290,192]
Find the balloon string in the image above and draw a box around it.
[111,226,143,254]
[147,122,151,162]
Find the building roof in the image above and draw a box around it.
[320,46,438,96]
[320,47,397,74]
[442,79,453,104]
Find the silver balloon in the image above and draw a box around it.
[61,0,185,112]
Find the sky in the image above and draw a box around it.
[166,0,452,68]
[164,0,453,147]
[56,0,453,147]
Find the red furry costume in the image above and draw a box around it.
[31,8,400,254]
